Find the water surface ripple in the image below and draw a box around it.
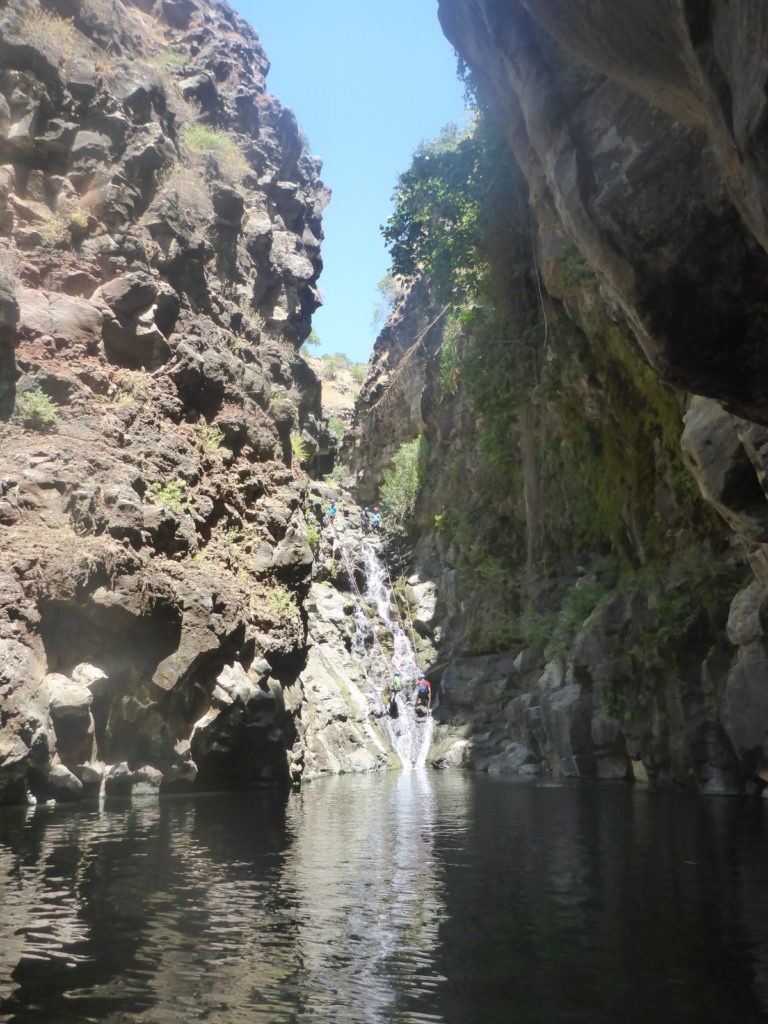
[2,773,768,1023]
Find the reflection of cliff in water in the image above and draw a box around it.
[4,779,768,1023]
[0,776,470,1023]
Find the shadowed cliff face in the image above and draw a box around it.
[0,0,342,803]
[437,0,768,422]
[341,2,768,794]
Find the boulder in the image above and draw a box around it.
[104,762,133,798]
[70,130,112,161]
[727,582,768,647]
[17,287,102,350]
[71,662,111,698]
[47,762,84,801]
[132,764,163,798]
[46,672,94,766]
[96,272,158,316]
[721,643,768,777]
[0,732,30,806]
[191,661,289,790]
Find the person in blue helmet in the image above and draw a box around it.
[360,507,371,534]
[415,672,431,711]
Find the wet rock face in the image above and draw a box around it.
[437,0,768,423]
[0,0,335,803]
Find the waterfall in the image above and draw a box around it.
[334,536,434,770]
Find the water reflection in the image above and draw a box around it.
[279,771,468,1023]
[2,776,768,1023]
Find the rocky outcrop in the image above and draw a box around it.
[0,0,346,804]
[437,1,768,423]
[340,1,768,795]
[343,278,444,504]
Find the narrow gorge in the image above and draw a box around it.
[2,0,768,813]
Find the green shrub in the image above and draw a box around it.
[261,582,298,619]
[328,418,345,442]
[159,46,186,67]
[380,437,425,527]
[558,240,596,289]
[291,432,308,465]
[320,353,351,380]
[324,463,350,484]
[305,508,319,552]
[182,123,249,183]
[520,581,608,659]
[192,423,225,453]
[148,478,188,513]
[14,389,58,431]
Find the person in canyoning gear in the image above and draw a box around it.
[386,671,402,714]
[361,507,371,534]
[415,673,431,712]
[327,502,338,524]
[370,507,382,533]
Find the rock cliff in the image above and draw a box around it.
[345,1,768,794]
[0,0,344,804]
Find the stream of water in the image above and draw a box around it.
[335,535,433,769]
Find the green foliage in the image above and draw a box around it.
[320,352,351,380]
[380,90,729,661]
[261,582,299,619]
[372,272,406,331]
[324,462,349,484]
[182,123,249,183]
[305,508,319,552]
[382,113,519,307]
[626,554,745,671]
[328,417,345,442]
[38,213,68,248]
[350,363,367,384]
[558,240,596,289]
[192,422,225,453]
[552,583,607,657]
[148,478,188,513]
[14,388,58,431]
[159,46,186,67]
[291,432,308,465]
[305,330,321,348]
[380,438,425,528]
[439,315,462,393]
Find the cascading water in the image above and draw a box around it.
[333,535,433,770]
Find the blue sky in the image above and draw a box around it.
[230,0,467,364]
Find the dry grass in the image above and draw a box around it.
[158,165,214,223]
[19,3,84,62]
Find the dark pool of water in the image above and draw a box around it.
[2,772,768,1023]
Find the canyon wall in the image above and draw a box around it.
[346,1,768,793]
[0,0,378,805]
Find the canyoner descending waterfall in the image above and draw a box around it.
[332,530,434,770]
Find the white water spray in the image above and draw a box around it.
[334,536,434,769]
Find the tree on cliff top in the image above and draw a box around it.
[382,113,519,307]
